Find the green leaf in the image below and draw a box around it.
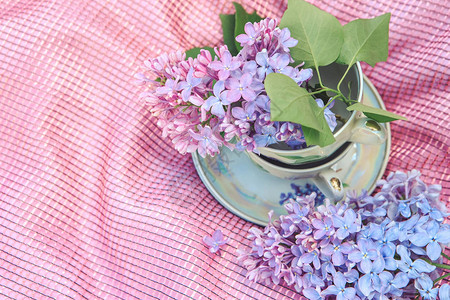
[337,13,391,67]
[219,14,239,55]
[279,0,343,69]
[347,102,407,123]
[265,73,322,131]
[185,47,215,59]
[302,113,336,147]
[233,2,263,52]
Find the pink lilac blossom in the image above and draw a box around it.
[137,18,337,157]
[238,170,450,299]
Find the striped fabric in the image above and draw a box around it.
[0,0,448,299]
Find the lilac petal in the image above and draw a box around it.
[213,80,225,96]
[336,228,349,240]
[426,241,442,261]
[203,96,218,111]
[181,87,191,101]
[212,229,223,241]
[188,95,204,106]
[240,73,252,87]
[232,107,246,120]
[218,69,231,81]
[360,258,372,274]
[437,229,450,243]
[211,103,225,118]
[439,284,450,300]
[177,81,189,91]
[226,89,241,102]
[384,257,398,271]
[348,251,363,263]
[302,288,320,300]
[392,272,409,289]
[221,51,231,65]
[410,232,430,247]
[333,272,346,287]
[230,61,241,71]
[345,209,356,223]
[210,61,224,71]
[203,236,214,247]
[244,22,256,36]
[342,287,356,299]
[311,219,324,229]
[332,251,344,266]
[241,88,257,101]
[235,33,250,44]
[255,50,269,66]
[344,269,359,283]
[340,242,353,254]
[321,245,334,256]
[322,285,340,296]
[358,274,373,296]
[313,229,326,240]
[413,259,436,273]
[225,77,240,89]
[373,257,386,273]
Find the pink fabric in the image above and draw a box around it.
[0,0,448,298]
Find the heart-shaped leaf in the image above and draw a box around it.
[219,13,239,55]
[347,102,407,123]
[265,73,322,131]
[337,13,391,67]
[233,2,262,52]
[279,0,343,69]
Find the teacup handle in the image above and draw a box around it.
[349,114,386,145]
[312,168,345,203]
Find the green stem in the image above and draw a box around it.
[432,263,450,270]
[442,253,450,261]
[434,272,450,284]
[315,65,325,88]
[336,63,353,93]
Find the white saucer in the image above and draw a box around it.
[192,76,391,226]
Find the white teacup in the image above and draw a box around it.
[248,142,358,202]
[258,62,386,165]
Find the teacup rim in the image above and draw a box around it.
[259,61,363,154]
[249,142,354,173]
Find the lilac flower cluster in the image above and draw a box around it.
[136,18,337,157]
[238,170,450,299]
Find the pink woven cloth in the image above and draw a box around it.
[0,0,448,298]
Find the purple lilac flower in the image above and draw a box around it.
[301,265,325,288]
[189,126,222,158]
[203,229,228,254]
[409,220,450,260]
[209,49,241,80]
[315,99,337,132]
[277,27,298,52]
[321,240,353,266]
[312,216,334,240]
[253,125,278,147]
[302,287,323,300]
[322,272,356,300]
[236,22,259,46]
[203,81,235,118]
[177,67,202,101]
[255,49,272,79]
[225,72,260,102]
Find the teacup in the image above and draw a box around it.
[258,62,386,165]
[248,142,357,202]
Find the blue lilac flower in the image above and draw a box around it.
[315,98,337,132]
[255,49,272,79]
[379,271,409,297]
[409,220,450,260]
[348,240,378,273]
[268,53,295,76]
[357,257,385,296]
[301,250,321,270]
[302,265,325,288]
[302,287,323,300]
[253,125,278,147]
[333,209,360,239]
[322,272,356,300]
[277,27,298,52]
[415,275,439,300]
[439,284,450,300]
[397,245,436,279]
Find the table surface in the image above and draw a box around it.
[0,0,448,299]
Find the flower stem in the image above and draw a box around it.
[442,252,450,261]
[336,63,353,92]
[434,272,450,284]
[430,262,450,270]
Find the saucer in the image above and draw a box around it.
[191,76,391,226]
